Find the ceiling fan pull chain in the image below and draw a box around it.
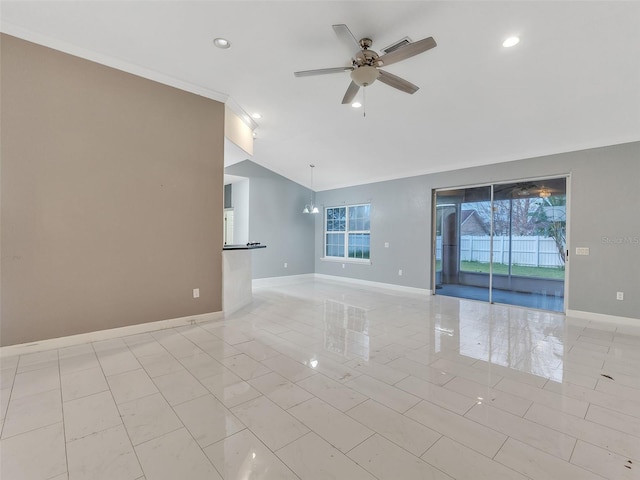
[363,88,366,118]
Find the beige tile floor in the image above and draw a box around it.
[1,278,639,479]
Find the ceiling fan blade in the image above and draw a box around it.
[378,70,419,94]
[294,67,352,77]
[341,81,360,104]
[332,24,360,53]
[376,36,437,67]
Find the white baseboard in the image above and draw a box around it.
[252,274,315,289]
[252,273,431,296]
[0,311,223,358]
[566,309,640,328]
[314,274,431,296]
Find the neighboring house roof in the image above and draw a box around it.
[460,209,490,235]
[460,210,475,224]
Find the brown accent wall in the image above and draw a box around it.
[1,34,224,346]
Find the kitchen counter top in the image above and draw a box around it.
[223,244,267,250]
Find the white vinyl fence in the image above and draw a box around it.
[436,235,564,268]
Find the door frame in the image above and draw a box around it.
[431,173,571,313]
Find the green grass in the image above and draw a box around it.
[460,261,565,279]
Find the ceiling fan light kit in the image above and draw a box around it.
[351,65,380,87]
[539,187,551,198]
[294,24,437,105]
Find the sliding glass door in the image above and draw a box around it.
[434,177,567,312]
[435,186,492,302]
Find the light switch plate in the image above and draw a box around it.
[575,247,590,256]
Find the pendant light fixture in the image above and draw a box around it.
[303,164,320,214]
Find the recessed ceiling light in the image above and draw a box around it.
[213,37,231,49]
[503,36,520,48]
[251,113,262,119]
[351,102,362,108]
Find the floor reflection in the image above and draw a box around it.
[323,300,370,361]
[438,300,564,381]
[438,284,565,312]
[3,279,638,480]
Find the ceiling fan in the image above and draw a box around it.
[294,24,437,104]
[493,182,554,199]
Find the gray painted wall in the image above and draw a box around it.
[314,176,431,289]
[315,141,640,320]
[225,160,315,278]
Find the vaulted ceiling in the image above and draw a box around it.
[2,1,639,190]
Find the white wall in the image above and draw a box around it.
[232,178,250,245]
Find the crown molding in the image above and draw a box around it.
[0,21,239,108]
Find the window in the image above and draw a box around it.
[324,204,371,260]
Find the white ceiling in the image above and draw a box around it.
[2,1,639,191]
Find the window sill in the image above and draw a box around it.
[320,257,372,266]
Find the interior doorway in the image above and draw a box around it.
[224,209,234,245]
[433,177,567,312]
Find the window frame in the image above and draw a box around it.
[323,203,371,263]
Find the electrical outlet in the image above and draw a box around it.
[193,288,200,298]
[384,242,389,248]
[616,291,624,301]
[284,262,288,268]
[575,247,590,256]
[398,269,403,276]
[342,263,345,269]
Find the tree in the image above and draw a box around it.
[468,198,540,235]
[530,196,566,264]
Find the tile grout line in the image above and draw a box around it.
[128,329,244,478]
[97,341,145,480]
[491,434,511,460]
[56,348,71,479]
[0,361,18,440]
[149,327,265,478]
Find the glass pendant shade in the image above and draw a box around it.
[303,164,319,214]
